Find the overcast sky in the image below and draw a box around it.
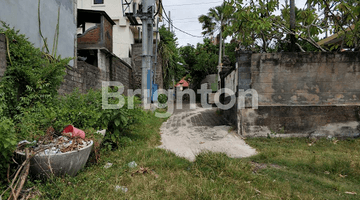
[162,0,308,47]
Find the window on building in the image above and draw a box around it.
[94,0,104,4]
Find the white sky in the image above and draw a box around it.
[162,0,308,47]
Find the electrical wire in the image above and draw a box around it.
[154,0,162,17]
[163,16,204,38]
[165,1,222,7]
[160,1,204,38]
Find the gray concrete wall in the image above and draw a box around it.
[0,0,76,66]
[201,74,217,90]
[224,52,360,138]
[250,52,360,106]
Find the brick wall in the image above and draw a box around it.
[0,34,6,78]
[59,56,133,95]
[224,52,360,138]
[77,25,101,47]
[78,16,113,52]
[110,57,133,95]
[103,17,113,52]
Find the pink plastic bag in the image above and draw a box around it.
[63,125,85,139]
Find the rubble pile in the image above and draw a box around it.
[16,127,92,155]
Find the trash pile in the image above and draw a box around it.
[16,125,92,156]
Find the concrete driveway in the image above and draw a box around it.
[158,103,257,161]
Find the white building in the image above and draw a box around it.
[0,0,77,66]
[77,0,162,65]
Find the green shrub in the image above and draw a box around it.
[0,86,17,183]
[54,89,103,131]
[100,95,143,149]
[158,94,168,104]
[0,22,70,181]
[0,22,71,120]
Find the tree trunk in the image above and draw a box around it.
[289,0,296,52]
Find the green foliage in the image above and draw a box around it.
[158,26,186,88]
[0,22,71,183]
[158,94,168,104]
[220,0,360,52]
[179,39,236,88]
[55,89,103,131]
[0,85,17,183]
[0,22,71,118]
[15,89,104,141]
[198,3,229,38]
[100,95,144,150]
[308,0,360,51]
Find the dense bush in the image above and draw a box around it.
[0,85,16,182]
[0,23,146,186]
[0,22,70,182]
[100,94,143,150]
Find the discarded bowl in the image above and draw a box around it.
[16,140,93,179]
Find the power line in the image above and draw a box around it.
[161,1,204,38]
[173,17,200,21]
[163,17,204,38]
[174,20,200,24]
[165,1,222,7]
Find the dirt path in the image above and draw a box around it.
[158,103,257,161]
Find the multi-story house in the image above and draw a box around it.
[77,0,162,65]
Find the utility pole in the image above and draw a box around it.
[168,11,171,31]
[290,0,296,52]
[140,0,155,105]
[154,17,159,83]
[121,0,156,106]
[217,13,223,90]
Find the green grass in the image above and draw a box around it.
[20,113,360,199]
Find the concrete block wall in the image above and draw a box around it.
[0,34,6,78]
[224,52,360,138]
[59,57,133,95]
[251,52,360,106]
[58,61,103,95]
[110,57,133,95]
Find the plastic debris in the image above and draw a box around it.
[115,185,128,193]
[96,130,106,137]
[63,125,86,139]
[104,162,113,169]
[128,161,137,168]
[16,130,92,156]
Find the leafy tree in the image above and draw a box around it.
[179,39,237,89]
[198,3,232,39]
[309,0,360,51]
[158,26,186,88]
[222,0,360,52]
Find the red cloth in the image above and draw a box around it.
[63,125,85,139]
[175,79,189,87]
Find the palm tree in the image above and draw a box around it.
[198,4,227,40]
